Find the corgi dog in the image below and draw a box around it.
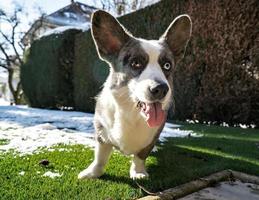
[78,10,192,180]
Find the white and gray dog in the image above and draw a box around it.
[78,10,192,180]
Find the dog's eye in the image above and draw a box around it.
[163,62,171,71]
[131,59,143,69]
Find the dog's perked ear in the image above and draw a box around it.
[160,14,192,63]
[91,10,131,62]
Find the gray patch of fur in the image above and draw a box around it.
[109,38,149,90]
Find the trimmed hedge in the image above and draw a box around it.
[21,0,259,126]
[73,32,109,112]
[21,29,81,109]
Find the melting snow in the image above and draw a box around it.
[0,105,198,155]
[39,24,90,38]
[42,171,62,178]
[19,171,25,176]
[0,99,9,106]
[160,123,198,142]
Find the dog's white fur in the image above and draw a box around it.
[79,41,166,179]
[129,40,172,111]
[78,11,192,180]
[78,82,158,179]
[99,78,160,156]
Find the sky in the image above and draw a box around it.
[0,0,98,16]
[0,0,99,32]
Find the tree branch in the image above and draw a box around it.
[15,81,22,96]
[10,21,23,65]
[0,43,10,63]
[0,6,30,104]
[0,63,9,70]
[18,41,25,51]
[0,30,12,45]
[7,68,15,98]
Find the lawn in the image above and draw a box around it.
[0,123,258,200]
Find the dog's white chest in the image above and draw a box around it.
[97,85,160,155]
[110,109,159,155]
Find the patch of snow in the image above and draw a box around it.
[115,0,161,16]
[64,12,71,18]
[234,123,256,129]
[80,5,88,12]
[42,171,62,178]
[0,106,95,155]
[221,122,229,127]
[164,123,181,128]
[0,98,9,106]
[152,146,158,152]
[186,119,195,124]
[19,171,25,176]
[39,24,90,38]
[0,106,199,155]
[239,124,248,129]
[186,119,200,124]
[140,0,160,8]
[189,119,256,129]
[160,125,199,142]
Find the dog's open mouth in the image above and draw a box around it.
[137,101,166,127]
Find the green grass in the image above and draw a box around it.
[0,139,9,145]
[0,124,259,200]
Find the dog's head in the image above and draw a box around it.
[91,10,192,127]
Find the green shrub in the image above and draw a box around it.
[21,29,81,109]
[73,32,109,112]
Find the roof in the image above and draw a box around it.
[44,2,97,26]
[22,1,97,45]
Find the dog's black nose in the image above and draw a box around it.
[149,83,169,100]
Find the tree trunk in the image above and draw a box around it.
[7,68,22,105]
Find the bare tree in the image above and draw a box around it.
[131,0,147,11]
[113,0,127,15]
[0,6,24,104]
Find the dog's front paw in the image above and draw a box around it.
[130,170,149,180]
[78,163,104,179]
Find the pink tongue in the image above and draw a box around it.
[144,103,166,127]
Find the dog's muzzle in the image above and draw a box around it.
[149,83,169,101]
[136,81,169,128]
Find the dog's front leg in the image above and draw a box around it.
[130,156,149,180]
[78,142,113,179]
